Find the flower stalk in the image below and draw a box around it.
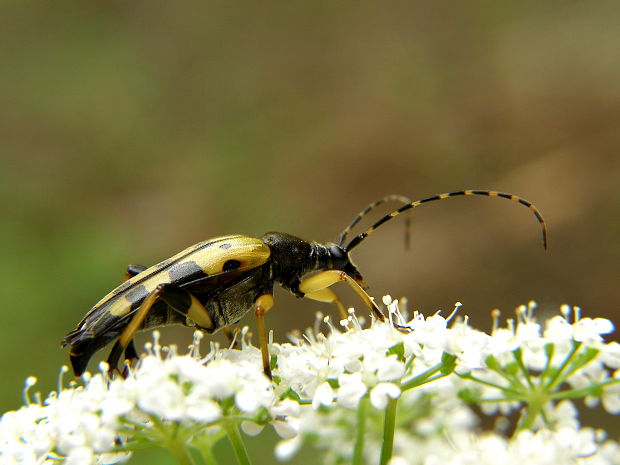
[352,397,369,465]
[222,421,252,465]
[379,397,398,465]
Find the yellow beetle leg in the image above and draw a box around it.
[107,286,165,375]
[112,264,148,374]
[299,270,385,322]
[108,284,216,376]
[253,294,275,379]
[301,288,348,320]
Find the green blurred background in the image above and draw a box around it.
[1,1,619,463]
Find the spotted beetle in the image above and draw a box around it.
[63,190,547,378]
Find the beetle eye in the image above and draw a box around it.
[329,245,349,268]
[329,245,346,259]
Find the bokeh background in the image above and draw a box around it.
[1,1,619,463]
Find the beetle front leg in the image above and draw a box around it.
[299,288,348,320]
[253,294,275,379]
[299,270,385,322]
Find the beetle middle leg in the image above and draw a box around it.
[107,284,216,375]
[253,294,275,379]
[299,270,385,322]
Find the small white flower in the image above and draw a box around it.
[275,436,303,461]
[370,383,401,409]
[544,315,573,342]
[312,382,335,409]
[573,317,615,343]
[270,399,301,439]
[376,355,406,382]
[337,373,367,408]
[1,298,618,465]
[240,421,264,436]
[65,446,95,465]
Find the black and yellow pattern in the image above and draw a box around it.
[63,190,547,379]
[63,235,271,375]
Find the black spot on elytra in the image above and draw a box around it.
[168,261,207,282]
[219,243,232,249]
[125,284,148,306]
[223,259,241,272]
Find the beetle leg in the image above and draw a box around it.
[253,294,275,379]
[124,264,147,281]
[106,286,165,374]
[107,284,216,375]
[107,339,139,378]
[300,288,348,320]
[299,270,385,322]
[118,265,148,362]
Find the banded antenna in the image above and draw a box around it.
[344,190,548,252]
[338,194,413,249]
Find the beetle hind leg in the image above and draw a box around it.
[106,339,139,377]
[107,284,216,376]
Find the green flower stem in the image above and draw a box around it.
[166,441,197,465]
[379,396,399,465]
[517,400,543,432]
[190,432,223,465]
[223,421,252,465]
[458,373,522,396]
[538,343,555,387]
[546,341,582,391]
[145,415,198,465]
[490,366,527,391]
[551,378,620,400]
[414,372,450,388]
[400,362,442,391]
[352,397,369,465]
[513,349,535,389]
[193,441,219,465]
[403,354,416,373]
[559,348,600,381]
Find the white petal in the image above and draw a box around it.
[376,356,405,382]
[275,436,302,461]
[240,421,264,436]
[370,383,401,409]
[312,382,334,409]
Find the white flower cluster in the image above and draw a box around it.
[389,426,620,465]
[271,299,620,463]
[1,298,619,465]
[0,332,295,465]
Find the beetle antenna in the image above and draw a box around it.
[344,190,548,252]
[338,195,413,250]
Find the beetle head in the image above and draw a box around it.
[327,244,368,289]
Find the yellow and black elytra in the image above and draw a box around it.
[62,190,548,378]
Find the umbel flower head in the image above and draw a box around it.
[1,298,619,465]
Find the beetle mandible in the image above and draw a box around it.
[63,190,547,378]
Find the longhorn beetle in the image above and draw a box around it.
[63,190,547,378]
